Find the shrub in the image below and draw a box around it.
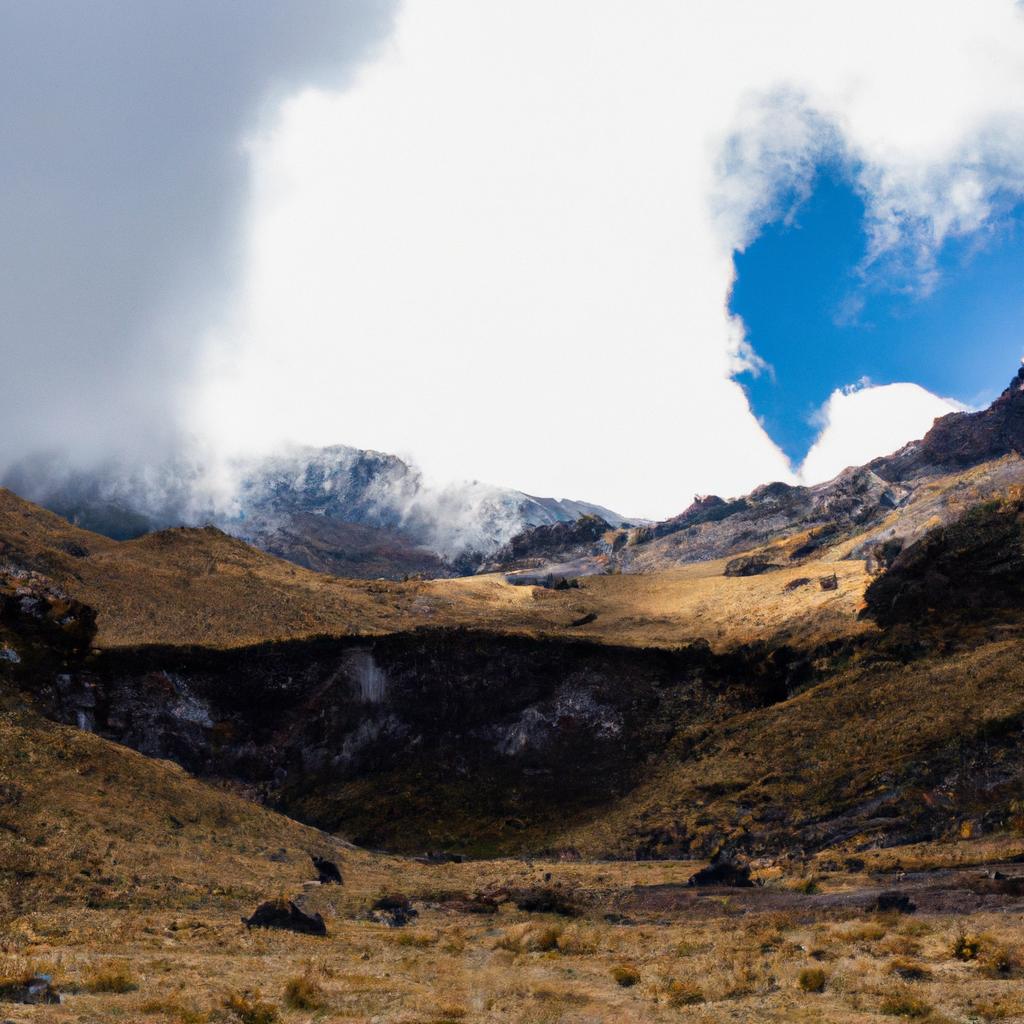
[223,993,280,1024]
[664,979,704,1006]
[139,999,208,1024]
[792,876,820,895]
[952,927,981,961]
[797,968,826,993]
[843,922,887,942]
[889,958,929,981]
[495,923,562,954]
[84,965,137,993]
[554,925,596,955]
[282,975,325,1010]
[611,965,640,987]
[880,991,932,1018]
[676,939,713,957]
[981,943,1020,978]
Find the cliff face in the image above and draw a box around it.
[19,628,798,855]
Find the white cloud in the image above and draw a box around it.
[191,0,1024,519]
[799,382,966,485]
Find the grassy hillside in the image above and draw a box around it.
[0,488,872,651]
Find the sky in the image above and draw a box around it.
[4,1,1024,519]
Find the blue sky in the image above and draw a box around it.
[6,2,1024,517]
[732,165,1024,465]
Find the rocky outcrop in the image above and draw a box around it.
[872,366,1024,480]
[724,553,782,577]
[483,514,612,572]
[243,899,327,935]
[863,496,1024,627]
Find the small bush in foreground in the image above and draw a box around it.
[890,958,930,981]
[797,967,826,992]
[223,993,280,1024]
[880,991,932,1018]
[84,965,137,993]
[283,975,325,1010]
[664,979,704,1005]
[981,943,1020,978]
[952,927,981,962]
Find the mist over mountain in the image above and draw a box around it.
[2,443,632,578]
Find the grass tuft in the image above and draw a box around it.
[282,975,325,1010]
[797,967,826,992]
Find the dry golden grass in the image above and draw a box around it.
[0,487,875,652]
[549,636,1024,857]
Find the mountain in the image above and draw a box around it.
[488,366,1024,583]
[5,366,1024,1021]
[2,444,632,580]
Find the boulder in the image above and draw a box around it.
[0,974,60,1005]
[311,854,343,884]
[724,553,781,577]
[242,899,327,936]
[511,886,581,916]
[867,891,916,914]
[369,894,418,927]
[687,857,754,888]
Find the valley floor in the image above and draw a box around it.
[5,843,1024,1023]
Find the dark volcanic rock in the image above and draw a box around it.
[868,891,916,914]
[486,514,612,571]
[311,854,343,884]
[511,886,581,916]
[687,857,754,888]
[243,899,327,936]
[13,626,797,856]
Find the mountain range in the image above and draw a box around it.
[2,444,633,579]
[4,365,1024,1020]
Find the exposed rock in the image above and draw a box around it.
[311,854,343,884]
[414,850,464,865]
[0,975,60,1005]
[687,857,754,888]
[14,627,795,856]
[868,891,916,914]
[511,886,581,916]
[485,514,613,571]
[873,365,1024,479]
[724,553,782,577]
[242,899,327,936]
[819,574,838,591]
[863,497,1024,627]
[369,894,418,927]
[783,577,812,592]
